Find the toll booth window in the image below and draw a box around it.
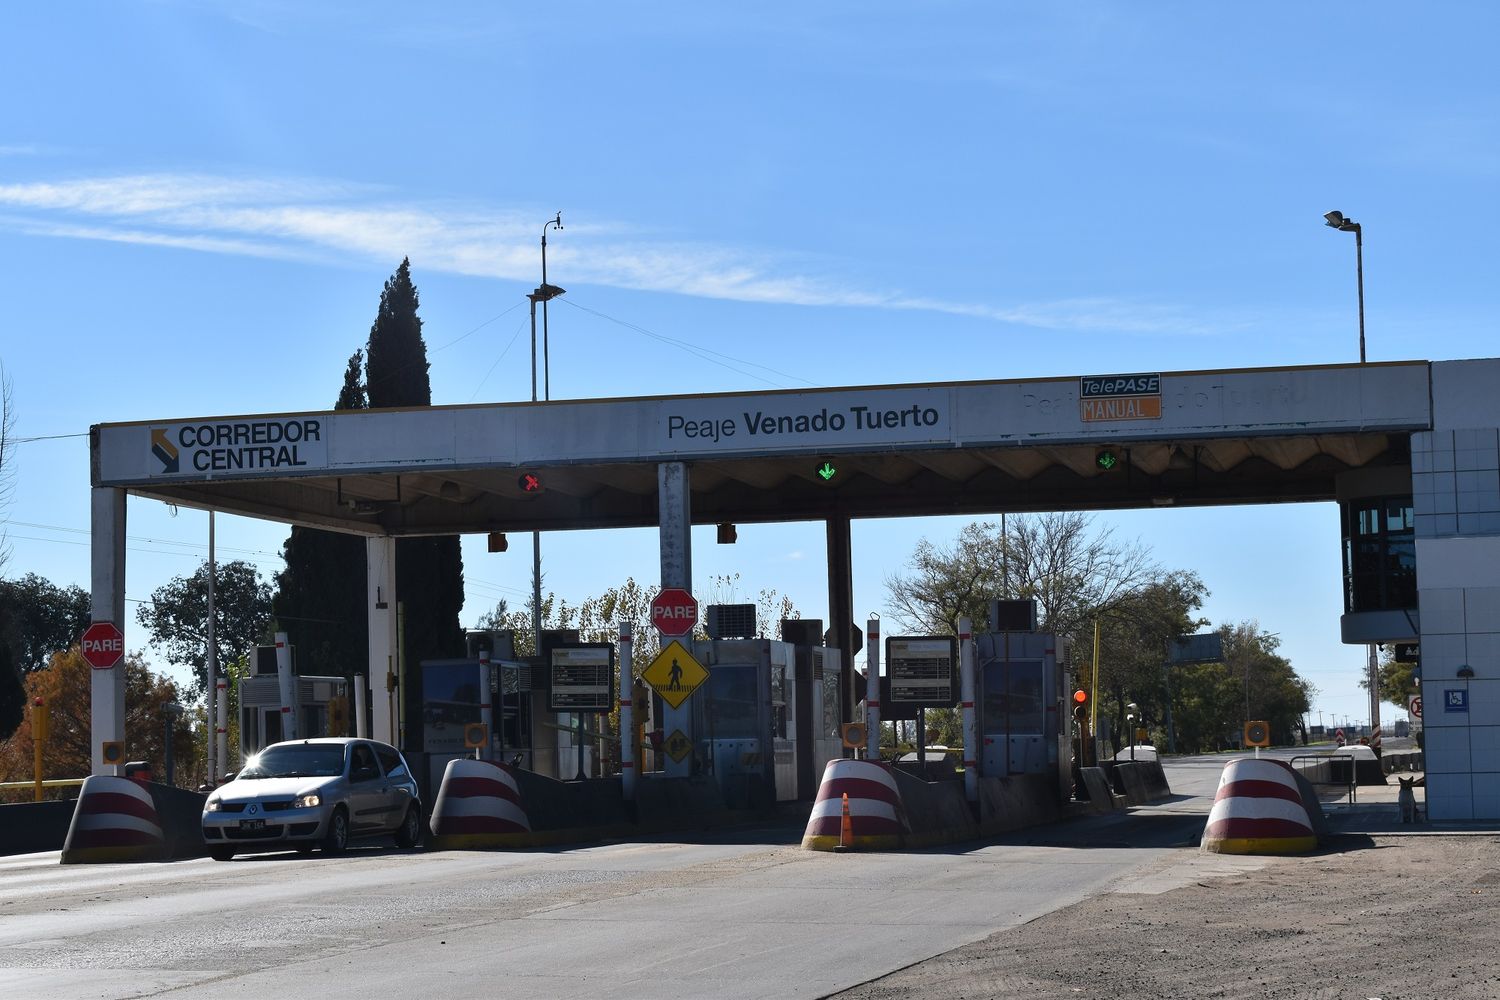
[982,662,1044,735]
[241,707,259,755]
[1341,495,1415,613]
[822,670,841,737]
[300,704,327,738]
[705,665,759,739]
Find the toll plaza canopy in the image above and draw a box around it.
[92,361,1432,532]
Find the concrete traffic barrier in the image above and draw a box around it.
[802,759,906,851]
[1078,767,1119,813]
[60,775,165,864]
[428,758,532,849]
[1202,758,1319,855]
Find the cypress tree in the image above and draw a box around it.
[272,350,370,684]
[363,259,465,748]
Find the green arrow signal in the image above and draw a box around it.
[817,462,837,481]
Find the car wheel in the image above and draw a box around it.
[210,849,235,862]
[394,805,423,849]
[322,807,350,854]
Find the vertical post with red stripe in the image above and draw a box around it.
[959,615,978,805]
[619,621,635,800]
[274,631,299,741]
[865,616,880,761]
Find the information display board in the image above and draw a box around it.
[886,636,958,708]
[548,643,615,712]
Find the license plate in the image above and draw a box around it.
[239,819,265,831]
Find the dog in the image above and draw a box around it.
[1397,776,1423,823]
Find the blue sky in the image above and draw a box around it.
[3,2,1496,728]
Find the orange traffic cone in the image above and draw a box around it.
[834,792,853,852]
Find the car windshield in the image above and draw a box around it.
[239,744,345,779]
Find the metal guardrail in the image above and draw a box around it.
[1289,753,1357,804]
[0,778,86,790]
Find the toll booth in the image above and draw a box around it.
[975,628,1072,800]
[238,673,351,758]
[420,655,541,791]
[687,638,844,806]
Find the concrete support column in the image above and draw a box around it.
[825,515,854,721]
[658,462,692,778]
[89,487,127,776]
[366,536,398,746]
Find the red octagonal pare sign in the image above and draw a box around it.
[651,588,699,638]
[81,622,124,670]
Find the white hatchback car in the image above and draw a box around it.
[202,738,422,861]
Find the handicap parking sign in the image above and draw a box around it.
[1445,689,1469,712]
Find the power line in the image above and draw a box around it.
[11,431,88,444]
[559,298,816,389]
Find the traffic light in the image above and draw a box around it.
[814,460,838,482]
[1095,449,1120,471]
[517,472,543,493]
[1072,688,1088,722]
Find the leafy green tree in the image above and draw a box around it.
[886,513,1156,637]
[1220,622,1313,748]
[0,628,21,742]
[1375,648,1419,709]
[272,349,369,680]
[1082,571,1209,753]
[0,571,87,739]
[0,649,200,791]
[362,260,466,747]
[0,573,91,673]
[135,560,273,699]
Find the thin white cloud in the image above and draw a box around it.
[0,144,62,158]
[0,172,1223,336]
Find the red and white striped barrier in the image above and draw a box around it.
[1201,758,1318,855]
[429,759,532,849]
[802,759,907,851]
[60,775,165,864]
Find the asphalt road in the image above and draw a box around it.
[0,764,1229,1000]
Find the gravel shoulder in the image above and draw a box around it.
[828,834,1500,1000]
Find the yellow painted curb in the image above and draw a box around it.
[1202,835,1319,855]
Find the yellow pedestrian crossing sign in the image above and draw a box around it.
[643,640,709,710]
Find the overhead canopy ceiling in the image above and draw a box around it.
[92,361,1432,536]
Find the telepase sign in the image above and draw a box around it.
[149,418,329,476]
[659,388,952,453]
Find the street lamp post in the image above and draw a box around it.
[526,283,565,652]
[1324,211,1365,363]
[527,214,565,661]
[1326,210,1381,752]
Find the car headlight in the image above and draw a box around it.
[205,797,222,812]
[293,793,321,809]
